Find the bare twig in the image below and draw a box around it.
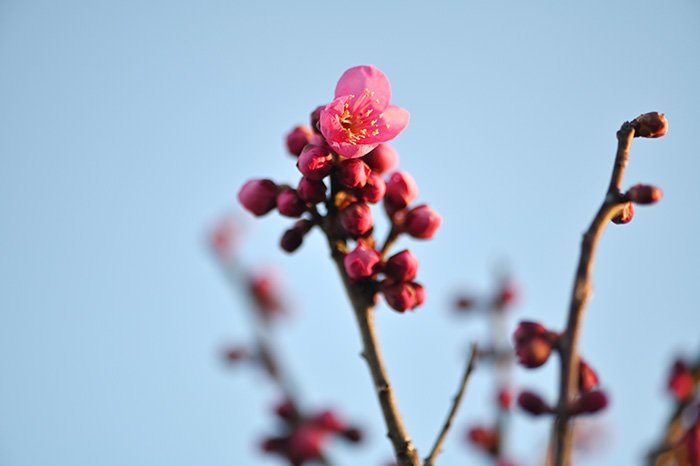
[380,225,399,259]
[550,122,636,466]
[424,344,479,466]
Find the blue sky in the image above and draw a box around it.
[1,1,699,465]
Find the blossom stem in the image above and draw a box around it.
[424,344,479,466]
[550,122,635,466]
[380,225,399,259]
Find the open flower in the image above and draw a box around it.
[320,65,409,159]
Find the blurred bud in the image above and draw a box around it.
[341,427,363,443]
[260,436,286,454]
[343,243,381,281]
[223,345,250,364]
[498,388,512,410]
[494,281,518,310]
[570,390,609,415]
[513,321,557,369]
[385,249,419,282]
[578,358,600,393]
[297,145,333,180]
[298,177,327,204]
[277,188,306,218]
[280,228,303,253]
[286,126,314,156]
[287,426,324,464]
[625,184,663,205]
[454,295,476,312]
[632,112,668,138]
[274,399,297,422]
[385,171,418,209]
[339,202,373,236]
[687,423,700,466]
[466,426,498,454]
[518,390,552,416]
[358,172,387,203]
[338,159,371,188]
[668,359,695,401]
[311,410,347,433]
[612,202,634,225]
[363,144,399,174]
[404,204,442,239]
[382,281,425,312]
[238,179,279,216]
[209,216,238,257]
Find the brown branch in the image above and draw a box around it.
[550,122,636,466]
[424,344,479,466]
[380,225,400,259]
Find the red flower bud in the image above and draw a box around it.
[498,388,512,410]
[625,184,663,205]
[385,171,418,209]
[612,202,634,224]
[297,145,333,180]
[383,281,425,312]
[339,202,373,236]
[274,399,297,422]
[285,126,314,156]
[513,321,556,369]
[338,159,371,188]
[287,426,325,464]
[578,358,600,393]
[687,423,700,466]
[342,427,363,443]
[277,188,306,217]
[280,228,303,253]
[363,144,399,174]
[404,204,442,239]
[467,426,498,454]
[632,112,668,138]
[517,390,552,416]
[668,359,695,401]
[343,243,381,281]
[297,177,327,204]
[238,179,279,216]
[385,250,419,282]
[223,346,249,363]
[358,172,387,203]
[570,390,608,415]
[310,105,324,133]
[311,410,347,433]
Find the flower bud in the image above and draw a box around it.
[342,427,363,443]
[382,281,425,312]
[359,172,387,203]
[238,179,279,216]
[625,184,663,205]
[339,202,373,236]
[288,426,324,463]
[404,204,442,239]
[570,390,608,415]
[337,159,371,188]
[310,105,324,133]
[363,144,399,174]
[385,171,418,209]
[223,345,249,363]
[385,249,419,282]
[578,358,600,393]
[276,188,306,217]
[513,321,556,369]
[498,388,512,410]
[517,390,552,416]
[280,228,304,253]
[668,359,694,401]
[612,202,634,224]
[467,426,498,454]
[274,399,297,422]
[285,126,314,156]
[343,244,381,281]
[632,112,668,138]
[297,177,327,204]
[311,410,347,433]
[687,424,700,466]
[454,295,476,312]
[297,145,333,180]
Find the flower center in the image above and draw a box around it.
[338,89,381,144]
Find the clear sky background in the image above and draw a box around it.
[1,1,699,465]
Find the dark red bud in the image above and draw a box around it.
[578,358,600,393]
[612,202,634,224]
[517,390,552,416]
[570,390,609,415]
[668,359,695,401]
[626,184,663,205]
[342,427,363,443]
[286,126,314,156]
[632,112,668,138]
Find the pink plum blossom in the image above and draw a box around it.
[385,171,419,209]
[297,145,333,180]
[320,65,409,159]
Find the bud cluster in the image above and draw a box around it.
[260,400,362,466]
[238,65,442,314]
[512,321,608,417]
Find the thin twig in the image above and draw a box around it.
[424,344,479,466]
[380,225,399,259]
[550,122,636,466]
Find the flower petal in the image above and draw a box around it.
[362,105,410,144]
[335,65,391,109]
